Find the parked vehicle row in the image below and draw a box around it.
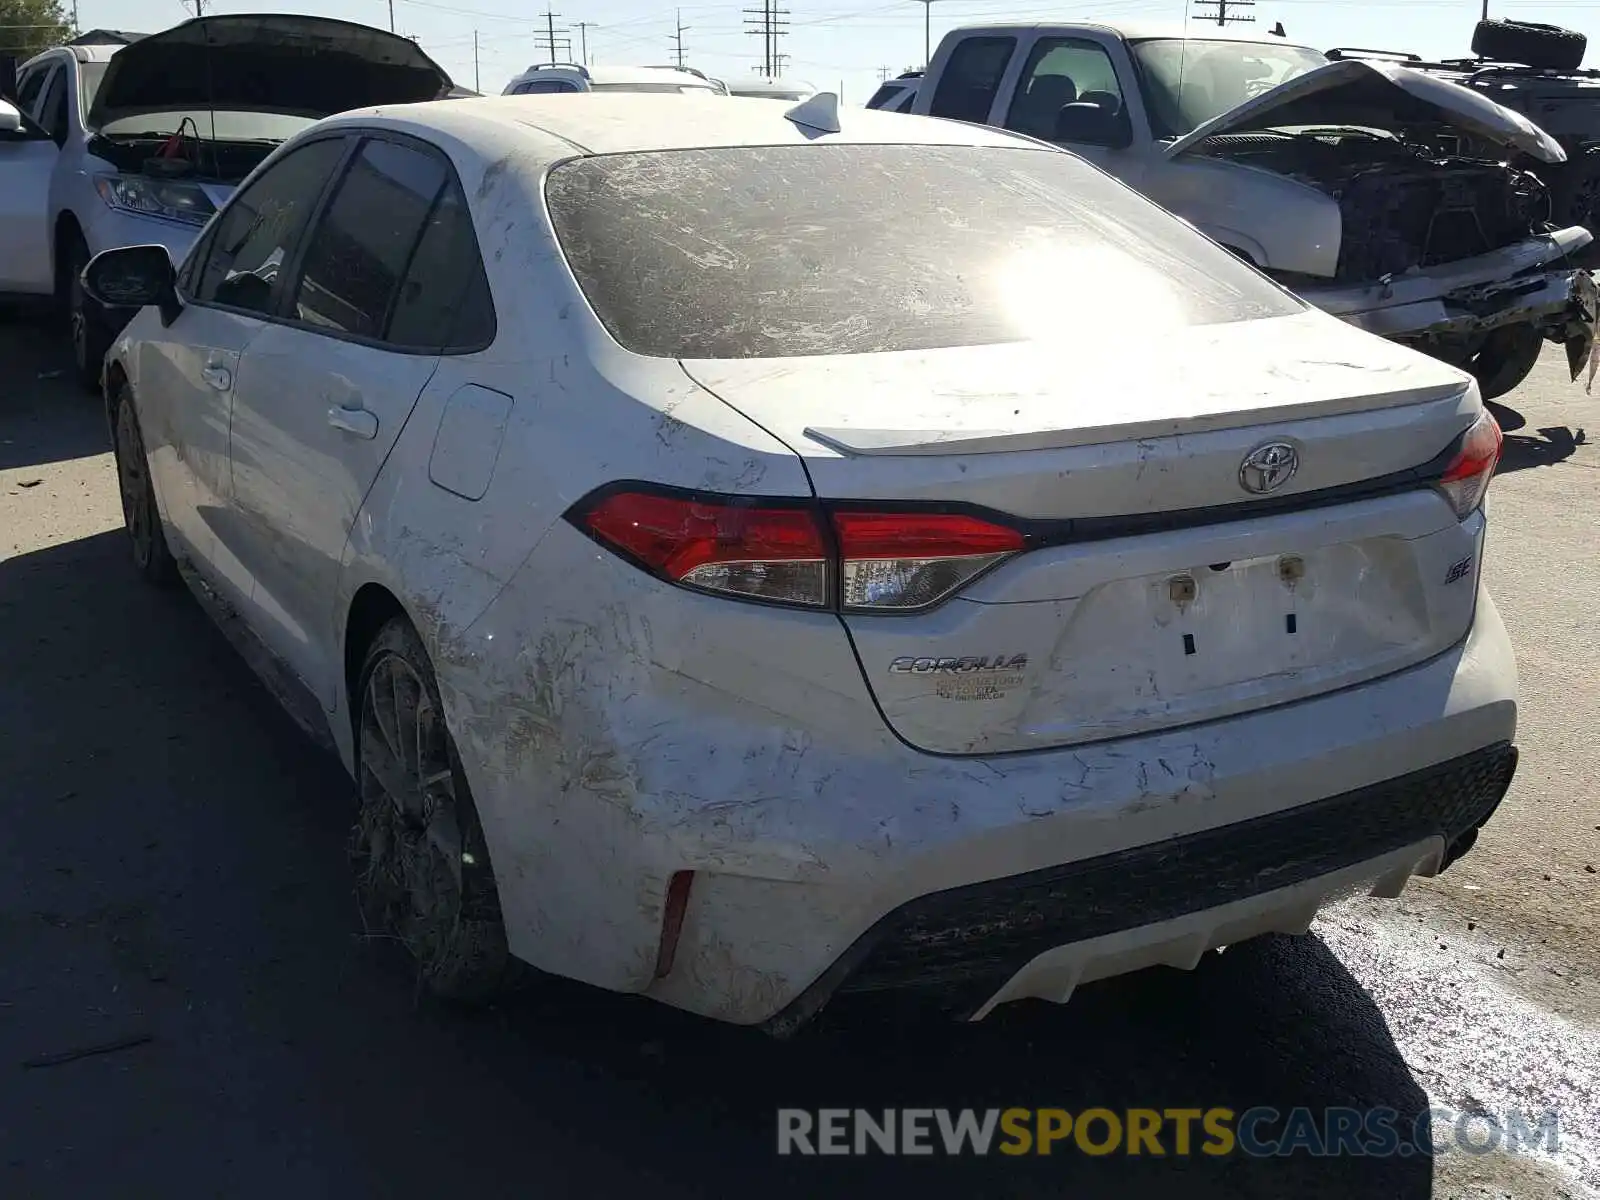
[903,20,1598,401]
[75,85,1518,1031]
[501,62,815,101]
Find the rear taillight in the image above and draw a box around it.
[572,488,1029,612]
[832,510,1026,611]
[1437,409,1503,519]
[580,490,829,607]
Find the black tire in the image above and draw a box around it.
[61,233,113,394]
[110,384,179,586]
[351,617,513,1003]
[1468,324,1545,402]
[1471,18,1586,71]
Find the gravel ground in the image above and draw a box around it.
[1,315,1596,1199]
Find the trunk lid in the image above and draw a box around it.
[683,310,1485,755]
[1163,57,1565,163]
[87,14,453,129]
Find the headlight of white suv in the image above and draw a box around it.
[94,174,216,226]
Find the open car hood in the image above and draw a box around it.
[87,14,454,129]
[1163,57,1565,163]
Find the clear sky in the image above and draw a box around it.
[75,0,1595,112]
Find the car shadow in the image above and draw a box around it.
[0,312,105,472]
[0,529,1438,1199]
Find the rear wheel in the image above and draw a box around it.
[111,384,178,586]
[351,618,513,1002]
[1466,324,1544,402]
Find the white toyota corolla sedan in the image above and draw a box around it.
[85,91,1519,1034]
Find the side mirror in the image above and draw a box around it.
[1053,101,1133,150]
[0,99,21,136]
[82,244,182,326]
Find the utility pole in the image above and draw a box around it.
[387,0,395,32]
[876,65,891,82]
[743,0,789,79]
[1190,0,1253,26]
[670,10,689,69]
[912,0,944,69]
[575,20,594,65]
[473,30,480,92]
[534,9,572,64]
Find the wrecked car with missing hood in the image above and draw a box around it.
[0,15,453,388]
[913,23,1597,399]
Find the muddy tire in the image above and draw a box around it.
[1471,18,1586,71]
[111,384,178,586]
[61,233,113,395]
[1468,324,1545,402]
[351,617,513,1003]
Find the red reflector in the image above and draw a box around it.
[653,870,695,979]
[831,511,1027,559]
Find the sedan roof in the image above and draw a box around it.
[343,91,1044,156]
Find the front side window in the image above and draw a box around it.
[37,68,66,142]
[16,66,47,116]
[546,143,1303,360]
[1130,38,1327,138]
[927,36,1015,124]
[1005,38,1126,142]
[192,137,349,315]
[289,138,448,341]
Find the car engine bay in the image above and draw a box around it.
[1198,129,1552,283]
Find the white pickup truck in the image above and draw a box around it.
[910,21,1597,398]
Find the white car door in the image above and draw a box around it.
[225,134,471,708]
[135,134,354,594]
[0,95,58,293]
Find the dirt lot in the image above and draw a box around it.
[2,315,1597,1198]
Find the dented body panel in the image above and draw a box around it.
[104,92,1522,1029]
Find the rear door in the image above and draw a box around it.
[225,132,468,709]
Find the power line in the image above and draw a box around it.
[1190,0,1254,24]
[534,8,571,64]
[670,9,689,68]
[742,0,790,78]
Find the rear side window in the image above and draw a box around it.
[290,139,447,341]
[546,144,1303,360]
[387,183,496,351]
[16,67,46,115]
[928,36,1015,124]
[864,83,906,109]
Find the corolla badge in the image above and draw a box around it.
[1238,441,1300,495]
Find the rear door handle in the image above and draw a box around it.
[327,405,378,439]
[201,363,232,391]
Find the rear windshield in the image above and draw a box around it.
[545,144,1302,360]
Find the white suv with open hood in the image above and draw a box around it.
[0,15,453,389]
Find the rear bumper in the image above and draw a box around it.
[450,552,1519,1028]
[765,741,1515,1034]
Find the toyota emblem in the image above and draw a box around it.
[1238,442,1299,495]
